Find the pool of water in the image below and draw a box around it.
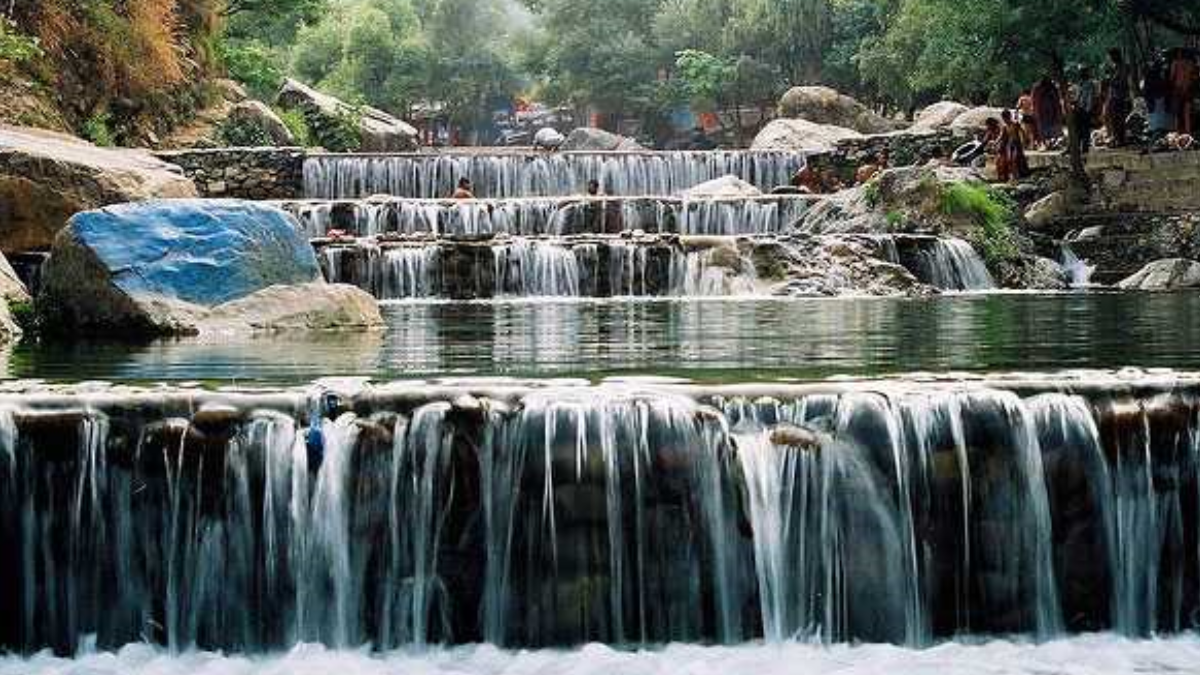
[4,635,1199,675]
[7,292,1200,385]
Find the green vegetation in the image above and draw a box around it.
[278,108,313,146]
[81,112,116,147]
[0,18,41,65]
[940,181,1020,265]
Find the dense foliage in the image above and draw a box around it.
[0,0,1196,144]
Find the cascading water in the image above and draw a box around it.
[282,196,811,239]
[302,151,806,200]
[3,380,1199,656]
[908,239,996,291]
[1061,245,1096,288]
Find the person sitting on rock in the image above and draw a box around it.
[855,149,889,185]
[790,166,824,194]
[820,168,846,193]
[452,177,474,199]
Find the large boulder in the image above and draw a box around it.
[0,125,197,253]
[560,127,644,152]
[680,175,762,199]
[751,118,862,154]
[950,106,1007,133]
[276,79,417,152]
[1117,259,1200,291]
[226,100,296,147]
[777,86,906,134]
[40,199,382,336]
[799,164,986,234]
[912,102,971,131]
[206,283,384,332]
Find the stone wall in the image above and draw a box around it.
[1028,149,1200,213]
[154,148,306,200]
[807,129,962,182]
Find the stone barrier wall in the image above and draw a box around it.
[154,148,307,200]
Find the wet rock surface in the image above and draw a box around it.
[1117,258,1200,290]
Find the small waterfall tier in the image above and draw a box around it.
[3,371,1200,654]
[317,234,763,299]
[280,195,815,239]
[302,151,806,199]
[315,234,994,300]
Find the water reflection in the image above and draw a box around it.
[8,293,1200,385]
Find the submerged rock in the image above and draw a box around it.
[40,199,381,336]
[560,127,644,152]
[1117,259,1200,291]
[777,86,906,134]
[0,125,197,253]
[751,118,862,154]
[277,78,417,152]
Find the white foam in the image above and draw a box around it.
[5,636,1200,675]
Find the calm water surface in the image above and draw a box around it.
[7,292,1200,385]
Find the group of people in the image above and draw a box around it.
[981,47,1199,183]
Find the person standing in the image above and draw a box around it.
[1103,49,1132,147]
[1001,110,1030,180]
[1170,49,1198,136]
[1070,66,1099,156]
[1144,53,1175,137]
[1017,89,1039,148]
[1031,77,1064,148]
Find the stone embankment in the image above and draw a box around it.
[155,147,306,200]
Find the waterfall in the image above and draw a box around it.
[322,244,441,299]
[1061,245,1095,288]
[911,239,996,291]
[282,196,810,239]
[3,381,1200,654]
[493,239,582,297]
[302,151,806,200]
[670,248,760,297]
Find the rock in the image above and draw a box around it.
[0,252,30,303]
[912,102,971,131]
[1025,191,1070,228]
[533,127,566,150]
[39,199,349,336]
[0,300,21,344]
[1016,256,1069,290]
[751,118,862,154]
[560,127,644,152]
[950,106,1007,133]
[276,79,418,152]
[227,100,296,147]
[679,175,762,198]
[214,79,248,104]
[769,424,821,451]
[0,125,197,253]
[798,164,985,235]
[207,283,383,332]
[1117,259,1200,290]
[777,86,905,134]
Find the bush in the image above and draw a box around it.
[82,112,116,147]
[940,181,1019,265]
[218,115,276,147]
[218,40,284,100]
[277,107,312,147]
[8,300,38,336]
[301,104,362,152]
[0,18,42,64]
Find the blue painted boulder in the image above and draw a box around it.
[41,199,381,335]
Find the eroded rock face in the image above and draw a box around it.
[777,86,906,134]
[560,127,644,152]
[40,199,380,336]
[0,125,197,253]
[227,101,296,147]
[751,118,862,154]
[799,165,986,235]
[912,102,971,132]
[276,79,418,152]
[1118,259,1200,291]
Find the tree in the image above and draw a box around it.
[725,0,832,84]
